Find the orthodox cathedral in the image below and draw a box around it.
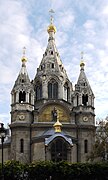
[0,14,95,163]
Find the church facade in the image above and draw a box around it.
[0,16,95,163]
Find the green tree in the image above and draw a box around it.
[88,119,108,162]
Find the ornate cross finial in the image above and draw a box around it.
[23,47,26,57]
[21,47,27,63]
[81,51,84,60]
[80,51,85,68]
[49,9,55,24]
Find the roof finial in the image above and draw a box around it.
[49,9,55,24]
[47,9,56,33]
[80,51,85,69]
[23,47,26,56]
[81,51,84,60]
[21,47,27,63]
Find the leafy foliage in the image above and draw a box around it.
[88,121,108,162]
[0,160,108,180]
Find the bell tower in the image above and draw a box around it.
[73,52,95,124]
[73,52,95,162]
[10,48,34,162]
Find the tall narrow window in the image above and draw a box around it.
[77,95,79,106]
[51,51,53,55]
[84,140,88,153]
[82,94,88,106]
[48,83,52,99]
[53,82,58,98]
[20,139,24,153]
[52,63,54,68]
[64,86,67,101]
[21,79,24,83]
[19,91,26,103]
[29,93,31,104]
[48,80,58,99]
[67,87,70,102]
[63,83,70,102]
[51,139,67,162]
[36,83,42,100]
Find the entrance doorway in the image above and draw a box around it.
[50,138,68,162]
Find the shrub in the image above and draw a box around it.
[0,160,108,180]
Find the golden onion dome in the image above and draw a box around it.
[21,56,27,63]
[47,24,56,33]
[80,60,85,67]
[53,120,62,127]
[53,120,62,133]
[80,52,85,67]
[21,47,27,62]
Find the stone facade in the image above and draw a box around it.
[0,17,95,163]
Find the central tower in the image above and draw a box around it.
[33,10,72,123]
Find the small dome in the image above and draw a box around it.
[80,61,85,67]
[53,119,62,133]
[21,56,27,62]
[47,24,56,33]
[53,120,62,127]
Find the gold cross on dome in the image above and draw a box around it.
[81,51,84,60]
[49,9,55,24]
[23,47,26,56]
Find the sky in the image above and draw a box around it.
[0,0,108,126]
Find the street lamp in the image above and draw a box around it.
[0,123,6,180]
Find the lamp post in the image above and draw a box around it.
[0,123,6,180]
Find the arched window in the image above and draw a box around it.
[82,94,88,106]
[21,79,24,83]
[51,139,67,162]
[77,95,79,106]
[84,140,88,153]
[52,63,54,68]
[19,91,26,103]
[67,87,70,102]
[29,93,31,104]
[48,80,58,99]
[63,83,70,102]
[20,139,24,153]
[36,83,42,100]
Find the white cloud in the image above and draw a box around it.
[51,0,72,11]
[83,20,95,30]
[102,5,108,16]
[1,0,108,126]
[57,10,75,30]
[0,113,10,127]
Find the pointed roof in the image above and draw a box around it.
[12,48,31,91]
[35,11,68,81]
[76,53,94,95]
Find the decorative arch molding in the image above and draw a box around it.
[45,134,73,162]
[46,75,60,84]
[38,102,70,122]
